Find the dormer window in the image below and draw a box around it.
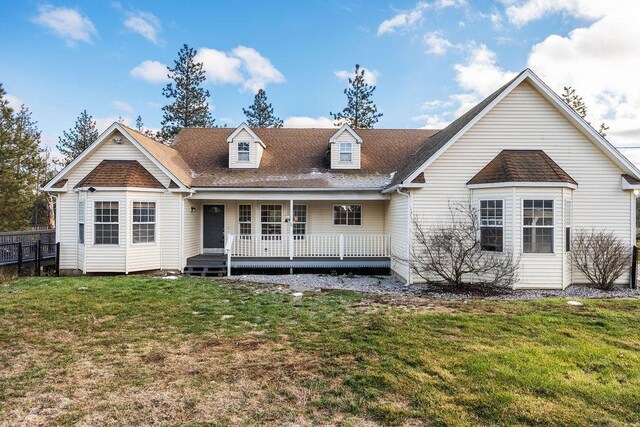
[238,141,250,162]
[339,142,352,162]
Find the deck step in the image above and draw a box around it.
[184,264,227,277]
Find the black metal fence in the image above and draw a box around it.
[0,230,59,276]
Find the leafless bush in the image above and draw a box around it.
[400,200,518,289]
[570,229,630,290]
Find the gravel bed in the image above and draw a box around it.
[224,273,639,300]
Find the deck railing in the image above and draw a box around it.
[229,234,390,259]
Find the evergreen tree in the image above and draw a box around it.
[0,84,48,231]
[136,115,144,132]
[561,86,609,137]
[134,115,158,138]
[56,110,98,166]
[243,89,283,128]
[160,44,214,141]
[330,64,383,128]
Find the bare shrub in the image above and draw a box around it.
[570,229,630,290]
[402,200,518,289]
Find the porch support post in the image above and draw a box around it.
[339,234,344,260]
[289,199,294,260]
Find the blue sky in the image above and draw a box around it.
[1,1,638,163]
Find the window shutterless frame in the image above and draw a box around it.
[237,141,250,162]
[94,201,119,245]
[260,204,283,240]
[339,142,352,162]
[78,200,85,244]
[132,201,156,244]
[522,199,554,254]
[238,203,252,239]
[332,204,362,226]
[292,204,308,239]
[478,199,504,252]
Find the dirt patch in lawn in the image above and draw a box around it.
[2,335,356,426]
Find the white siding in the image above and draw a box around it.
[331,130,361,169]
[385,193,409,281]
[64,130,171,188]
[84,191,126,273]
[413,81,632,288]
[57,192,80,271]
[183,199,201,267]
[228,129,264,169]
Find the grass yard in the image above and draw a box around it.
[1,277,640,426]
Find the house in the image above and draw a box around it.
[44,69,640,289]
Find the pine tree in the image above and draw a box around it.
[56,110,98,166]
[160,44,214,141]
[243,89,283,128]
[134,115,159,139]
[330,64,383,128]
[0,84,48,231]
[561,86,609,137]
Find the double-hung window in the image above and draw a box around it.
[333,205,362,226]
[479,200,503,252]
[565,200,572,252]
[238,204,252,239]
[132,202,156,243]
[293,204,307,239]
[78,201,85,244]
[523,200,554,253]
[94,201,119,245]
[238,141,250,162]
[261,205,282,240]
[339,142,352,162]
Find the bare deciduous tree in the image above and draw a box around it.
[570,229,630,290]
[401,200,518,289]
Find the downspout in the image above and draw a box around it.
[179,194,185,273]
[396,187,412,285]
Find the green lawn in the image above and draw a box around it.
[1,276,639,426]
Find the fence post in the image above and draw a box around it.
[36,240,41,276]
[17,242,22,276]
[55,242,60,277]
[631,245,638,289]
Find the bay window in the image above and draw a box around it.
[523,200,554,253]
[479,200,503,252]
[94,201,119,245]
[132,202,156,244]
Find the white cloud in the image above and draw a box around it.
[411,113,451,129]
[501,0,611,26]
[335,67,380,85]
[232,46,286,93]
[377,2,429,35]
[112,100,133,113]
[377,0,466,35]
[424,31,454,55]
[5,94,23,110]
[33,5,97,45]
[283,116,337,128]
[130,60,169,84]
[525,1,640,145]
[454,44,516,99]
[95,116,132,133]
[195,48,243,84]
[194,46,284,93]
[124,11,161,44]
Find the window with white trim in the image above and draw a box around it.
[523,200,554,253]
[238,204,252,239]
[78,201,85,244]
[479,200,503,252]
[238,141,250,162]
[333,204,361,226]
[339,142,352,162]
[261,204,282,240]
[94,201,119,245]
[565,200,572,252]
[132,202,156,244]
[293,204,307,239]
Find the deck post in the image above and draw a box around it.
[339,234,344,260]
[17,242,23,276]
[289,199,294,260]
[36,240,41,277]
[55,242,60,277]
[226,233,232,277]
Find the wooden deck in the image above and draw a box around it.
[185,254,390,276]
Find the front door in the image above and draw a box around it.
[203,204,225,253]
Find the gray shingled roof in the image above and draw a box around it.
[386,70,526,189]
